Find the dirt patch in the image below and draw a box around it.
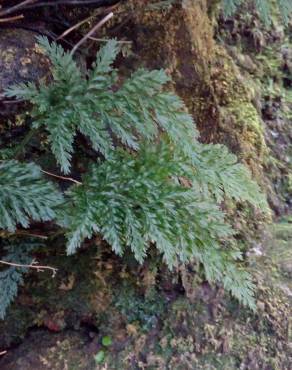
[0,328,96,370]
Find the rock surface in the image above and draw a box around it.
[0,29,50,96]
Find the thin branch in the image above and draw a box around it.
[4,230,48,240]
[0,98,25,104]
[0,14,24,23]
[57,14,96,40]
[70,12,114,56]
[56,3,119,41]
[0,0,118,17]
[0,259,57,277]
[15,231,48,240]
[0,0,37,17]
[41,169,82,185]
[0,351,7,356]
[23,0,116,7]
[88,36,132,44]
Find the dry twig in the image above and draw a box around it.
[41,169,82,185]
[0,0,37,17]
[0,14,24,23]
[2,230,48,240]
[88,36,132,43]
[0,259,57,277]
[70,11,114,56]
[0,0,117,19]
[57,3,118,41]
[15,0,119,9]
[57,14,96,40]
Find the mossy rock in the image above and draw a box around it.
[0,29,50,96]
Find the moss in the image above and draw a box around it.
[0,245,116,348]
[208,49,270,196]
[113,284,166,331]
[217,2,292,212]
[0,329,95,370]
[227,101,264,144]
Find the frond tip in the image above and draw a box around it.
[0,160,63,232]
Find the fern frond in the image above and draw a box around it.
[36,35,82,85]
[0,161,63,232]
[5,38,196,174]
[5,81,39,101]
[223,0,243,17]
[222,263,256,310]
[190,143,268,209]
[0,242,37,319]
[61,142,256,306]
[88,38,119,90]
[61,145,225,275]
[63,142,190,260]
[200,244,256,309]
[254,0,271,25]
[62,143,232,260]
[278,0,292,23]
[223,0,291,25]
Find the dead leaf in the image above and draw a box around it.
[126,324,138,336]
[59,274,75,291]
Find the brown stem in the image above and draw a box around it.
[88,36,132,43]
[0,259,57,277]
[56,3,118,41]
[4,230,48,240]
[41,169,82,185]
[70,12,114,56]
[57,14,96,40]
[0,14,24,22]
[0,0,37,17]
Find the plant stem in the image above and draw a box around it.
[0,259,57,277]
[41,169,82,185]
[70,12,114,56]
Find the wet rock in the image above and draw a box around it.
[0,29,50,96]
[281,261,292,277]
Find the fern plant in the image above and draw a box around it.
[5,37,196,174]
[0,241,39,319]
[223,0,292,24]
[1,37,269,316]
